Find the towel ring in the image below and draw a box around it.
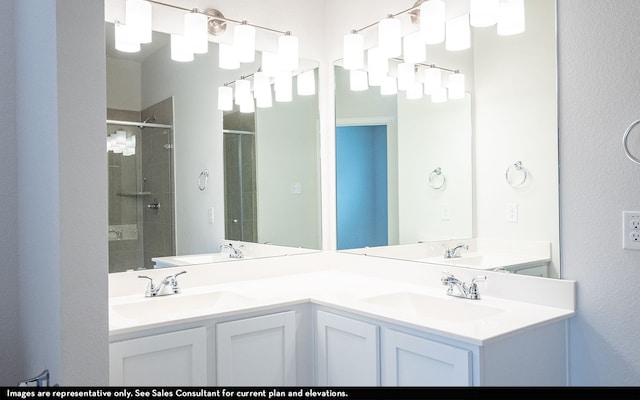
[429,167,446,190]
[505,161,527,187]
[623,119,640,165]
[198,169,209,191]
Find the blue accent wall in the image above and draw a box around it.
[336,125,388,250]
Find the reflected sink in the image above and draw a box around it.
[361,292,504,323]
[111,291,256,321]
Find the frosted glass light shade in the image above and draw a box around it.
[261,51,279,77]
[367,47,388,87]
[278,34,299,71]
[239,98,255,113]
[403,32,426,64]
[343,32,364,70]
[184,12,209,54]
[234,79,252,106]
[420,0,445,45]
[431,86,448,103]
[446,14,471,51]
[274,72,293,102]
[171,34,194,62]
[378,17,401,58]
[115,21,140,53]
[406,81,424,100]
[217,86,233,111]
[448,73,466,99]
[349,70,369,92]
[424,68,442,95]
[256,90,273,108]
[397,63,416,91]
[234,23,256,63]
[297,70,316,96]
[470,0,499,27]
[253,72,271,100]
[380,76,397,95]
[497,0,525,36]
[219,43,239,70]
[125,0,152,44]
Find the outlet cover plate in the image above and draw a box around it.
[622,211,640,250]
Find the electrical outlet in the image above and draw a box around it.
[622,211,640,250]
[441,205,450,221]
[506,203,518,223]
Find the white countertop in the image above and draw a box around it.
[109,253,575,346]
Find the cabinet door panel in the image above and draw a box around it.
[216,311,296,386]
[110,327,207,386]
[316,310,379,386]
[382,329,471,386]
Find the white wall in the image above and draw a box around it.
[0,0,20,386]
[13,0,109,385]
[558,0,640,385]
[106,57,141,111]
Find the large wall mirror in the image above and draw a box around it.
[335,0,560,278]
[105,20,322,273]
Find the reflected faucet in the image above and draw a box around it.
[441,271,486,300]
[444,243,469,258]
[221,243,245,259]
[138,271,187,297]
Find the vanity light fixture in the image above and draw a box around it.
[297,70,316,96]
[107,129,136,156]
[341,0,525,99]
[116,0,299,71]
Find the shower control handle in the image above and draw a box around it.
[147,202,160,210]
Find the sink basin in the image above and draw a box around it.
[111,291,256,321]
[361,292,504,323]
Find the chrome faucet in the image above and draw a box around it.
[441,271,487,300]
[220,243,244,259]
[138,271,187,297]
[444,243,469,258]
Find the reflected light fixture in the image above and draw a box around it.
[275,71,293,102]
[378,15,402,59]
[170,33,194,62]
[217,86,234,111]
[297,70,316,96]
[420,0,446,45]
[380,76,398,96]
[397,63,416,92]
[219,43,240,70]
[349,70,369,92]
[403,31,426,64]
[125,0,152,44]
[470,0,499,27]
[278,33,299,72]
[497,0,526,36]
[424,67,442,95]
[446,14,471,51]
[234,21,256,63]
[448,72,466,99]
[343,31,365,70]
[114,21,140,53]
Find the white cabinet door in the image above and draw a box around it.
[216,311,296,386]
[316,310,379,386]
[110,327,207,386]
[382,329,471,386]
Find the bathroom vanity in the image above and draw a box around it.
[108,251,574,386]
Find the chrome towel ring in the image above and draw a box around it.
[198,169,209,191]
[623,119,640,165]
[505,161,527,187]
[429,167,446,190]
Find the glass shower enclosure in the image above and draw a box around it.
[107,117,175,272]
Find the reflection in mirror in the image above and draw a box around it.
[335,0,559,279]
[105,22,322,273]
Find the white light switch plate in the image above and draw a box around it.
[622,211,640,250]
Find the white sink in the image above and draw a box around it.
[361,292,504,323]
[111,291,256,321]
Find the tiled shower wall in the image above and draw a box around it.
[107,97,175,272]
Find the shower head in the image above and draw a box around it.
[142,115,155,124]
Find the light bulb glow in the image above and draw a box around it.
[274,71,293,102]
[278,34,299,71]
[420,0,445,45]
[217,86,233,111]
[253,72,271,100]
[397,63,416,91]
[184,12,209,54]
[406,81,424,100]
[497,0,525,36]
[446,14,471,51]
[234,79,252,106]
[448,73,466,99]
[343,32,365,70]
[403,32,426,64]
[171,34,194,62]
[424,68,442,95]
[470,0,499,27]
[297,70,316,96]
[378,17,402,58]
[349,70,369,92]
[114,21,140,53]
[256,90,273,108]
[219,43,240,70]
[125,0,152,44]
[380,76,397,95]
[261,51,279,77]
[367,47,388,87]
[234,23,256,63]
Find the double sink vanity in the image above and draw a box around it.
[108,242,575,387]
